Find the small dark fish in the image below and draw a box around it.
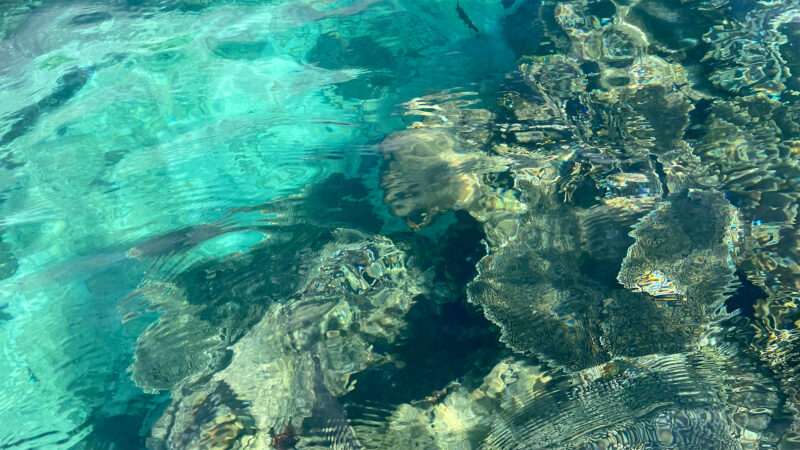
[310,120,360,128]
[0,303,12,322]
[71,11,112,26]
[580,151,622,165]
[456,1,479,33]
[7,251,127,292]
[283,0,384,25]
[0,151,24,169]
[502,0,516,8]
[129,224,232,259]
[104,149,129,166]
[0,67,92,148]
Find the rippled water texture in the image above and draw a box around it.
[1,0,800,448]
[0,0,517,446]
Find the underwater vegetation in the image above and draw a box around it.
[2,0,800,448]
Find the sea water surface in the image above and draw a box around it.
[0,0,519,446]
[1,0,800,448]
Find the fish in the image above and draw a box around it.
[276,0,386,31]
[0,66,91,148]
[0,151,24,169]
[127,224,233,259]
[456,1,479,33]
[309,118,361,127]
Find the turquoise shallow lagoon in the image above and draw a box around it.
[2,0,800,448]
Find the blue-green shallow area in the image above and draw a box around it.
[5,0,800,448]
[0,0,522,446]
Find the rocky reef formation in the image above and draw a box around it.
[121,0,800,447]
[469,187,742,370]
[145,229,431,449]
[353,344,788,448]
[379,90,524,242]
[372,0,800,446]
[128,223,329,393]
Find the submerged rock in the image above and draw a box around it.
[618,190,740,305]
[379,91,525,241]
[130,174,384,392]
[354,345,788,448]
[467,184,741,370]
[129,233,315,392]
[682,95,800,408]
[380,127,500,229]
[700,2,793,96]
[147,230,431,449]
[371,0,800,441]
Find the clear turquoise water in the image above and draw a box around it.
[2,0,800,448]
[0,1,519,446]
